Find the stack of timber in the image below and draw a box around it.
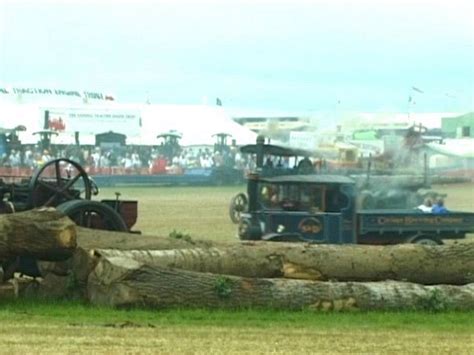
[1,208,473,311]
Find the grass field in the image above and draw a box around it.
[100,184,244,240]
[0,300,472,354]
[1,182,473,353]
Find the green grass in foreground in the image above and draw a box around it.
[0,299,472,332]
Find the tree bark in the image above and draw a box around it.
[0,208,76,260]
[36,228,209,293]
[93,240,474,285]
[38,225,218,296]
[38,228,213,281]
[76,227,209,251]
[37,247,99,300]
[88,256,474,311]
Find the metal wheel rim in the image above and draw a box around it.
[29,158,92,207]
[229,193,248,224]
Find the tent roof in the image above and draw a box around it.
[426,139,474,158]
[138,104,257,146]
[0,103,258,146]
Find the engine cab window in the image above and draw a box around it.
[259,184,281,209]
[258,183,326,212]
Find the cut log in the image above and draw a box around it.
[94,240,474,285]
[38,229,211,295]
[37,248,98,300]
[36,227,208,293]
[0,208,76,260]
[88,256,474,311]
[38,247,98,279]
[76,227,210,250]
[38,228,207,280]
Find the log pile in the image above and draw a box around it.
[87,256,474,311]
[1,208,473,311]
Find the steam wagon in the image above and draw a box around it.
[238,173,474,245]
[229,136,446,224]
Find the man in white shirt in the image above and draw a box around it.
[417,198,433,213]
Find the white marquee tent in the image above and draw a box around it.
[0,102,257,147]
[134,104,257,146]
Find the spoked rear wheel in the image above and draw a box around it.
[29,158,92,207]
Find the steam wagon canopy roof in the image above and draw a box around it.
[240,144,315,157]
[258,174,355,185]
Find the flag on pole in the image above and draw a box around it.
[216,98,222,106]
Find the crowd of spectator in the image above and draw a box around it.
[0,144,255,173]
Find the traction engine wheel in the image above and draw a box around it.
[57,200,128,232]
[29,158,92,208]
[229,193,248,224]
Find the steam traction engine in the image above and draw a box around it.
[0,158,137,232]
[0,158,138,279]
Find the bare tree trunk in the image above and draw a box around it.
[93,240,474,285]
[0,208,76,260]
[88,256,474,311]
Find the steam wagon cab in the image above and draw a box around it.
[238,174,356,243]
[229,141,319,224]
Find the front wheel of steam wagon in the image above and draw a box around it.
[229,193,248,224]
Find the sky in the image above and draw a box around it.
[0,0,473,113]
